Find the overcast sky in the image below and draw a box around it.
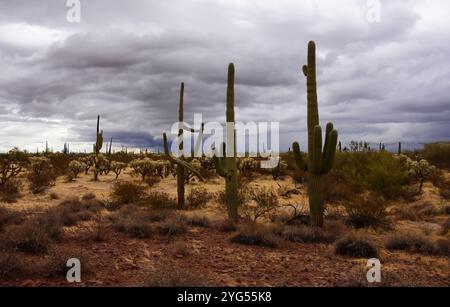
[0,0,449,153]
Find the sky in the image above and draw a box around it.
[0,0,449,153]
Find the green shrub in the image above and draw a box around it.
[421,143,450,168]
[186,187,212,210]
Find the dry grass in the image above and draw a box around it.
[42,247,91,278]
[142,265,211,287]
[282,221,346,244]
[384,231,449,256]
[231,223,280,248]
[186,187,213,210]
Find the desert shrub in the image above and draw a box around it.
[435,238,450,256]
[85,222,108,242]
[332,152,407,200]
[47,153,72,176]
[110,181,146,206]
[216,180,250,208]
[334,232,379,258]
[0,178,22,203]
[323,173,361,203]
[27,157,56,193]
[385,231,436,255]
[81,192,96,201]
[214,219,237,232]
[231,223,279,248]
[187,214,211,228]
[421,142,450,168]
[395,202,440,221]
[42,247,91,278]
[343,194,389,229]
[282,221,346,244]
[4,222,51,254]
[49,192,59,200]
[0,206,23,230]
[32,210,64,240]
[241,187,279,222]
[186,187,212,210]
[145,176,161,187]
[0,156,22,190]
[142,265,210,287]
[142,191,177,210]
[0,252,26,279]
[111,206,154,238]
[157,215,188,237]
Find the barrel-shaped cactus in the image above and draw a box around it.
[292,41,338,227]
[213,63,239,221]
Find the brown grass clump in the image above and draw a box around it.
[42,247,91,278]
[334,232,379,258]
[214,219,237,232]
[186,187,213,210]
[343,194,389,229]
[110,181,146,206]
[4,222,51,254]
[142,191,177,210]
[0,206,23,230]
[157,215,188,237]
[385,231,449,256]
[186,214,211,228]
[0,179,22,203]
[231,223,280,248]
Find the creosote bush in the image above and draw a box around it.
[334,232,379,258]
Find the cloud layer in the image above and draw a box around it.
[0,0,449,152]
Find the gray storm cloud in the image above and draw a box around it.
[0,0,449,152]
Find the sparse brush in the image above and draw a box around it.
[186,187,212,210]
[27,156,56,194]
[214,219,237,232]
[112,207,154,238]
[282,221,346,244]
[241,187,279,222]
[4,222,51,254]
[0,206,23,230]
[187,214,211,228]
[231,223,279,248]
[0,252,26,279]
[0,178,22,203]
[42,247,91,278]
[110,181,146,206]
[385,231,448,256]
[142,191,177,210]
[334,232,379,258]
[344,194,389,229]
[158,215,188,237]
[442,219,450,235]
[172,242,191,257]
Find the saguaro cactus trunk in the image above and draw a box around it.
[162,83,204,209]
[213,63,239,221]
[292,41,338,228]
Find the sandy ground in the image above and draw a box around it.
[1,169,449,287]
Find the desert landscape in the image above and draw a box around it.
[0,1,449,289]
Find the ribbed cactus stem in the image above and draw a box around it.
[212,63,239,221]
[292,41,338,228]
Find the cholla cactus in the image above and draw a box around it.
[79,156,93,174]
[130,158,156,181]
[0,159,22,187]
[398,155,436,192]
[153,160,171,178]
[29,157,53,175]
[68,160,86,178]
[110,161,127,179]
[237,157,258,178]
[270,158,288,180]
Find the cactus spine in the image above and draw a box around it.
[162,83,203,209]
[213,63,239,221]
[293,41,338,228]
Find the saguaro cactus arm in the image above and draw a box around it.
[293,142,307,171]
[163,133,204,181]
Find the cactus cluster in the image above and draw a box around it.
[213,63,239,221]
[292,41,338,228]
[237,157,258,178]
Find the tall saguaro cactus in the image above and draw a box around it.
[213,63,239,221]
[93,115,104,181]
[163,82,204,209]
[292,41,338,228]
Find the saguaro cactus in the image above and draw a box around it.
[213,63,239,221]
[93,115,104,181]
[163,82,204,209]
[292,41,338,228]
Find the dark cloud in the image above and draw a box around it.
[0,0,449,152]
